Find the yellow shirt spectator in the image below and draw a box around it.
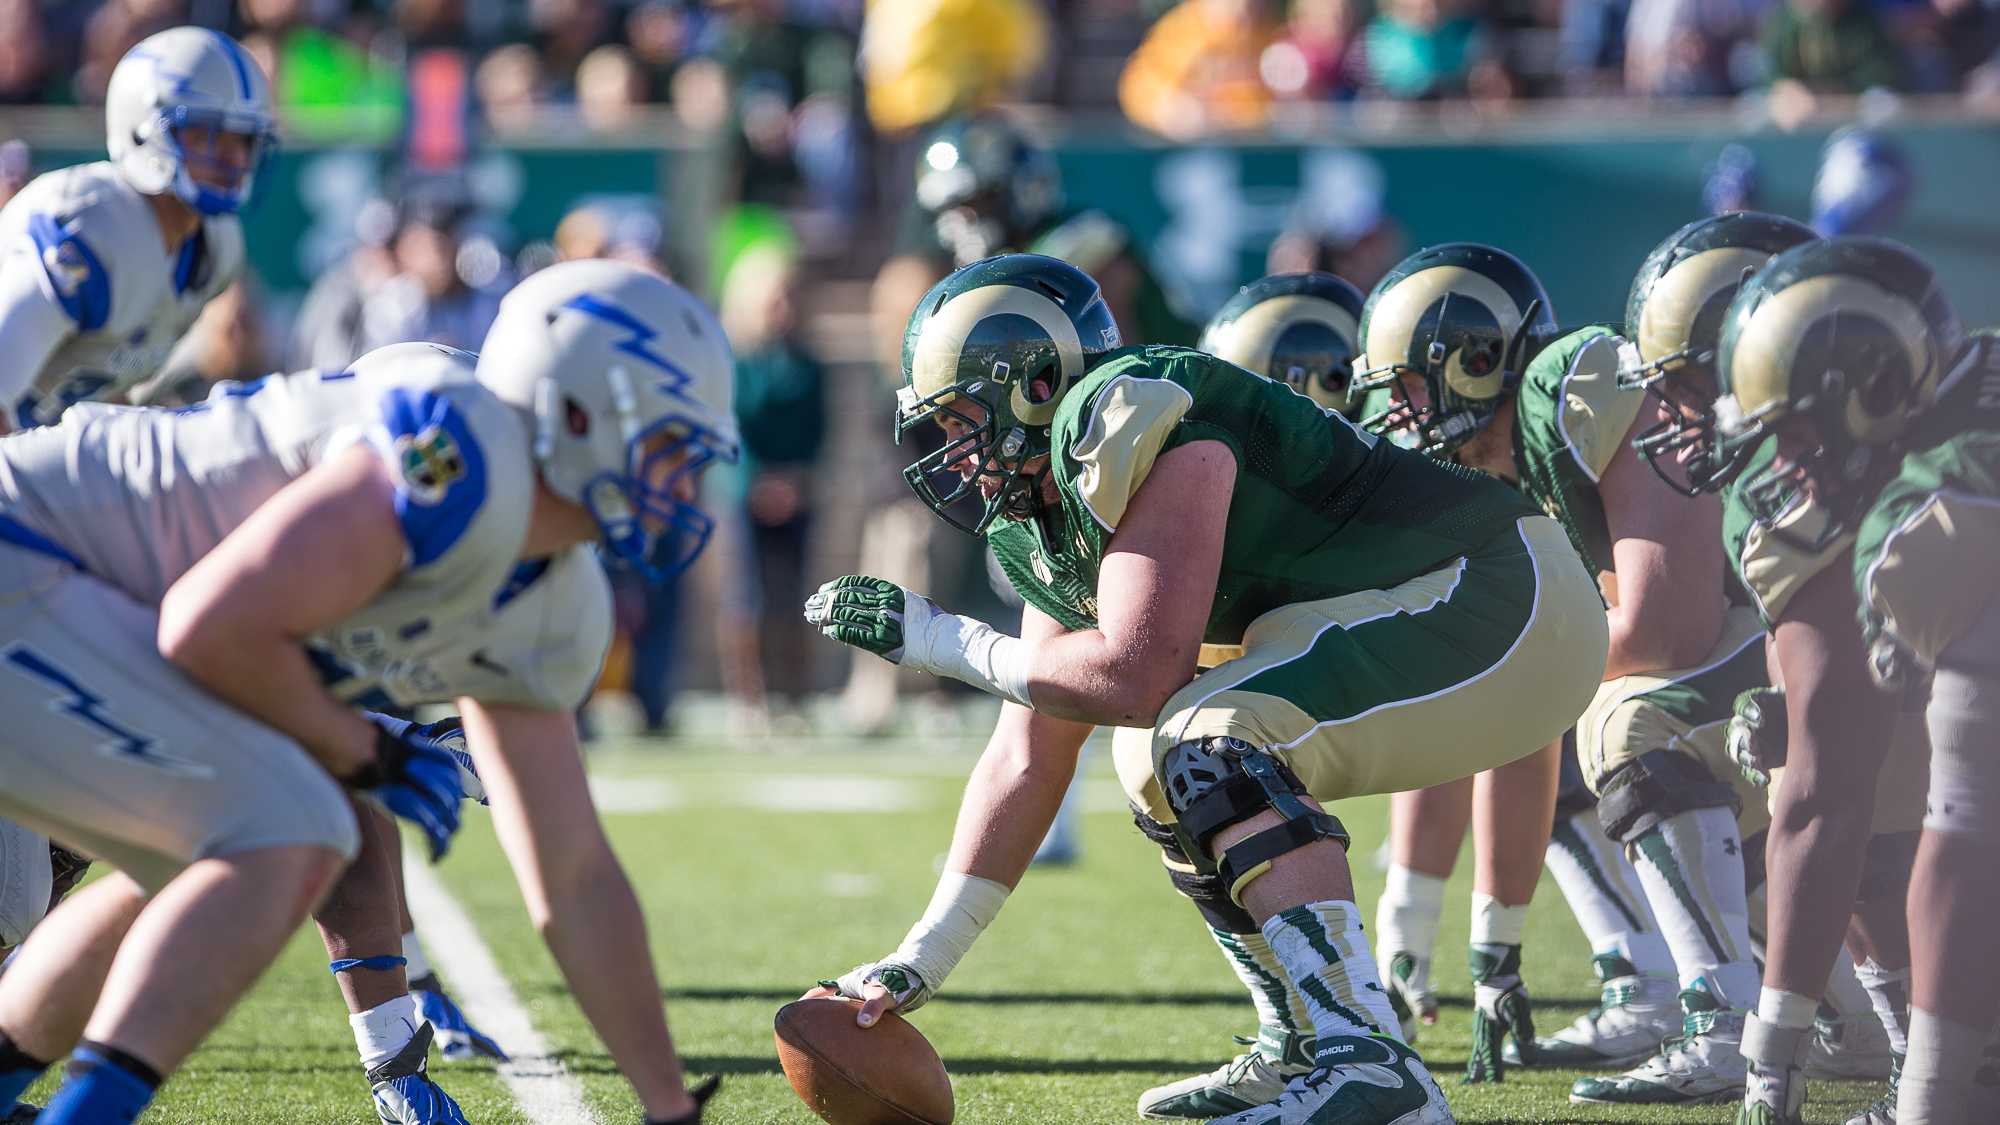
[1120,0,1281,138]
[861,0,1049,134]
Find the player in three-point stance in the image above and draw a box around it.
[0,260,728,1124]
[804,252,1608,1124]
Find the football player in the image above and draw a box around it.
[0,27,505,1121]
[0,261,726,1125]
[1643,237,1953,1125]
[1339,244,1582,1083]
[804,252,1609,1124]
[1358,223,1814,1101]
[1198,271,1367,419]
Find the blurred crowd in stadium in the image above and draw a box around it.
[0,0,1950,737]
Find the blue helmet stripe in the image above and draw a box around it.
[207,30,254,100]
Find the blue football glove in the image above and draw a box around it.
[355,712,465,861]
[412,974,510,1061]
[411,716,487,806]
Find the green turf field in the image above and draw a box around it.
[65,729,1891,1124]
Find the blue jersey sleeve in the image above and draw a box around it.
[373,387,489,569]
[23,213,110,333]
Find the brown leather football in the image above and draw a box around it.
[774,997,954,1124]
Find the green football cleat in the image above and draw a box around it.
[1137,1028,1315,1120]
[1201,1035,1456,1125]
[1570,979,1747,1105]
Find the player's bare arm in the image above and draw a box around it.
[1761,558,1898,1000]
[807,438,1233,727]
[456,697,704,1119]
[157,443,404,777]
[1598,401,1726,680]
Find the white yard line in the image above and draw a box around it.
[402,858,601,1125]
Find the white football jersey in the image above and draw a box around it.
[0,161,245,428]
[0,342,610,711]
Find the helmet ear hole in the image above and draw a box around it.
[566,397,591,437]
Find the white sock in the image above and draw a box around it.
[351,993,422,1071]
[1853,957,1911,1056]
[1544,810,1673,975]
[1374,864,1445,975]
[1901,1007,1987,1125]
[1470,891,1529,948]
[1630,807,1758,1007]
[1264,901,1403,1050]
[1823,952,1873,1025]
[1209,926,1315,1037]
[402,929,433,983]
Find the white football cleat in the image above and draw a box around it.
[1138,1028,1315,1119]
[1508,954,1679,1069]
[1201,1035,1455,1125]
[1804,1011,1895,1081]
[1570,980,1748,1105]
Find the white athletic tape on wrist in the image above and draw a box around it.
[898,594,1034,708]
[890,872,1011,998]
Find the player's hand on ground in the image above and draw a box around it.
[808,959,932,1024]
[1726,686,1786,787]
[803,576,935,662]
[1466,945,1535,1083]
[355,711,466,861]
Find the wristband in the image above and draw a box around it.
[887,872,1011,997]
[898,596,1035,708]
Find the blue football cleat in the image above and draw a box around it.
[368,1023,472,1125]
[414,975,509,1062]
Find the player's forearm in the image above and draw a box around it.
[943,709,1086,888]
[155,613,375,777]
[537,849,694,1116]
[1022,627,1195,727]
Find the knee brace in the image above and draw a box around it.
[1595,749,1741,845]
[1132,807,1259,934]
[1855,830,1919,906]
[1160,737,1350,905]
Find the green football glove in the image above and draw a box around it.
[826,959,935,1014]
[1465,943,1535,1083]
[803,575,934,662]
[1726,686,1787,787]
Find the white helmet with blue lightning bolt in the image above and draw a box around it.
[105,26,277,216]
[475,259,740,581]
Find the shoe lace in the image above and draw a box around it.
[1222,1037,1262,1083]
[1588,978,1640,1021]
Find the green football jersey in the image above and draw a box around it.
[1511,324,1644,579]
[1852,335,2000,664]
[1720,436,1851,631]
[986,345,1541,645]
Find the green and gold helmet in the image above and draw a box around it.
[915,113,1062,268]
[898,253,1122,534]
[1709,237,1967,543]
[1621,212,1819,495]
[1352,243,1556,456]
[1200,271,1367,414]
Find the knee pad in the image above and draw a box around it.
[1595,749,1740,845]
[1159,737,1350,904]
[1855,831,1919,905]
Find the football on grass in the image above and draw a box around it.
[774,997,954,1124]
